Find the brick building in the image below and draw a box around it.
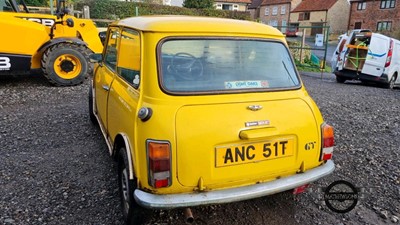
[348,0,400,32]
[290,0,350,35]
[248,0,264,20]
[258,0,301,33]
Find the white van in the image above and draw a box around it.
[332,30,400,89]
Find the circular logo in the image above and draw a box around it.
[324,180,358,213]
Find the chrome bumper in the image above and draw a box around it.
[134,160,335,209]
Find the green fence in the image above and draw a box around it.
[280,25,331,72]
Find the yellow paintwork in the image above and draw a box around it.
[0,11,102,69]
[93,16,327,195]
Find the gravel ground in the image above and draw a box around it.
[0,73,399,225]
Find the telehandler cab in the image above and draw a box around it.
[0,0,103,86]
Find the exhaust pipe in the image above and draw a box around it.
[184,208,194,223]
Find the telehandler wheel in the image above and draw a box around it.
[41,43,93,86]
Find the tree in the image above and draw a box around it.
[183,0,214,9]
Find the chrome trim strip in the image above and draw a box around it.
[134,160,334,209]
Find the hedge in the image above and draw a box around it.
[75,0,251,21]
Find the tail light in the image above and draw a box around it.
[147,140,171,188]
[320,123,334,161]
[385,39,394,68]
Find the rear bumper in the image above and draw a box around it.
[335,69,389,83]
[134,160,335,209]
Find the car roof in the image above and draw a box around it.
[113,15,284,37]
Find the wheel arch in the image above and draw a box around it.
[31,38,89,70]
[393,71,398,80]
[114,133,136,180]
[37,37,88,56]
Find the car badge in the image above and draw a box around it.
[247,105,263,111]
[245,120,270,127]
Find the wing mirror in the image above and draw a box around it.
[89,54,103,63]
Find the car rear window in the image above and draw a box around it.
[159,38,300,94]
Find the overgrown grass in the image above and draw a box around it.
[295,58,332,73]
[296,64,332,73]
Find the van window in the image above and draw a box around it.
[103,27,120,71]
[117,28,141,89]
[159,39,300,94]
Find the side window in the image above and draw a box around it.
[1,0,13,12]
[117,28,141,89]
[103,27,120,71]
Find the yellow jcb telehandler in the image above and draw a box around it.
[0,0,103,86]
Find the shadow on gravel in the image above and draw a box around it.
[142,191,298,225]
[0,73,51,87]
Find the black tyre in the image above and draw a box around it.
[41,43,93,86]
[385,75,396,89]
[336,76,346,83]
[118,148,140,225]
[88,81,97,125]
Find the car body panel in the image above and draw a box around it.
[175,97,321,188]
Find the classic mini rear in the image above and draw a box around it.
[89,15,335,224]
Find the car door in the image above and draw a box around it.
[361,34,389,77]
[94,27,120,131]
[107,28,141,146]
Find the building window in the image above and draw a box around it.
[304,12,310,20]
[281,5,286,14]
[380,0,395,9]
[222,4,233,10]
[269,20,278,27]
[357,2,366,10]
[265,7,269,15]
[299,12,310,21]
[272,6,278,15]
[354,22,362,29]
[377,21,392,31]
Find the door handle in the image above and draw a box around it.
[102,85,110,91]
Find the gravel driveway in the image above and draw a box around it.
[0,73,399,225]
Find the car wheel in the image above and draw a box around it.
[336,76,346,83]
[118,147,140,224]
[386,75,396,89]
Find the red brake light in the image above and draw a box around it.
[385,39,393,68]
[147,140,171,188]
[321,123,334,161]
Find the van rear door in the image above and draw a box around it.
[361,34,389,76]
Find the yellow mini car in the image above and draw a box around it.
[89,16,335,223]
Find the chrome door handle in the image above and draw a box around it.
[102,85,110,91]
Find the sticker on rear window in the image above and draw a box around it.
[225,80,269,89]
